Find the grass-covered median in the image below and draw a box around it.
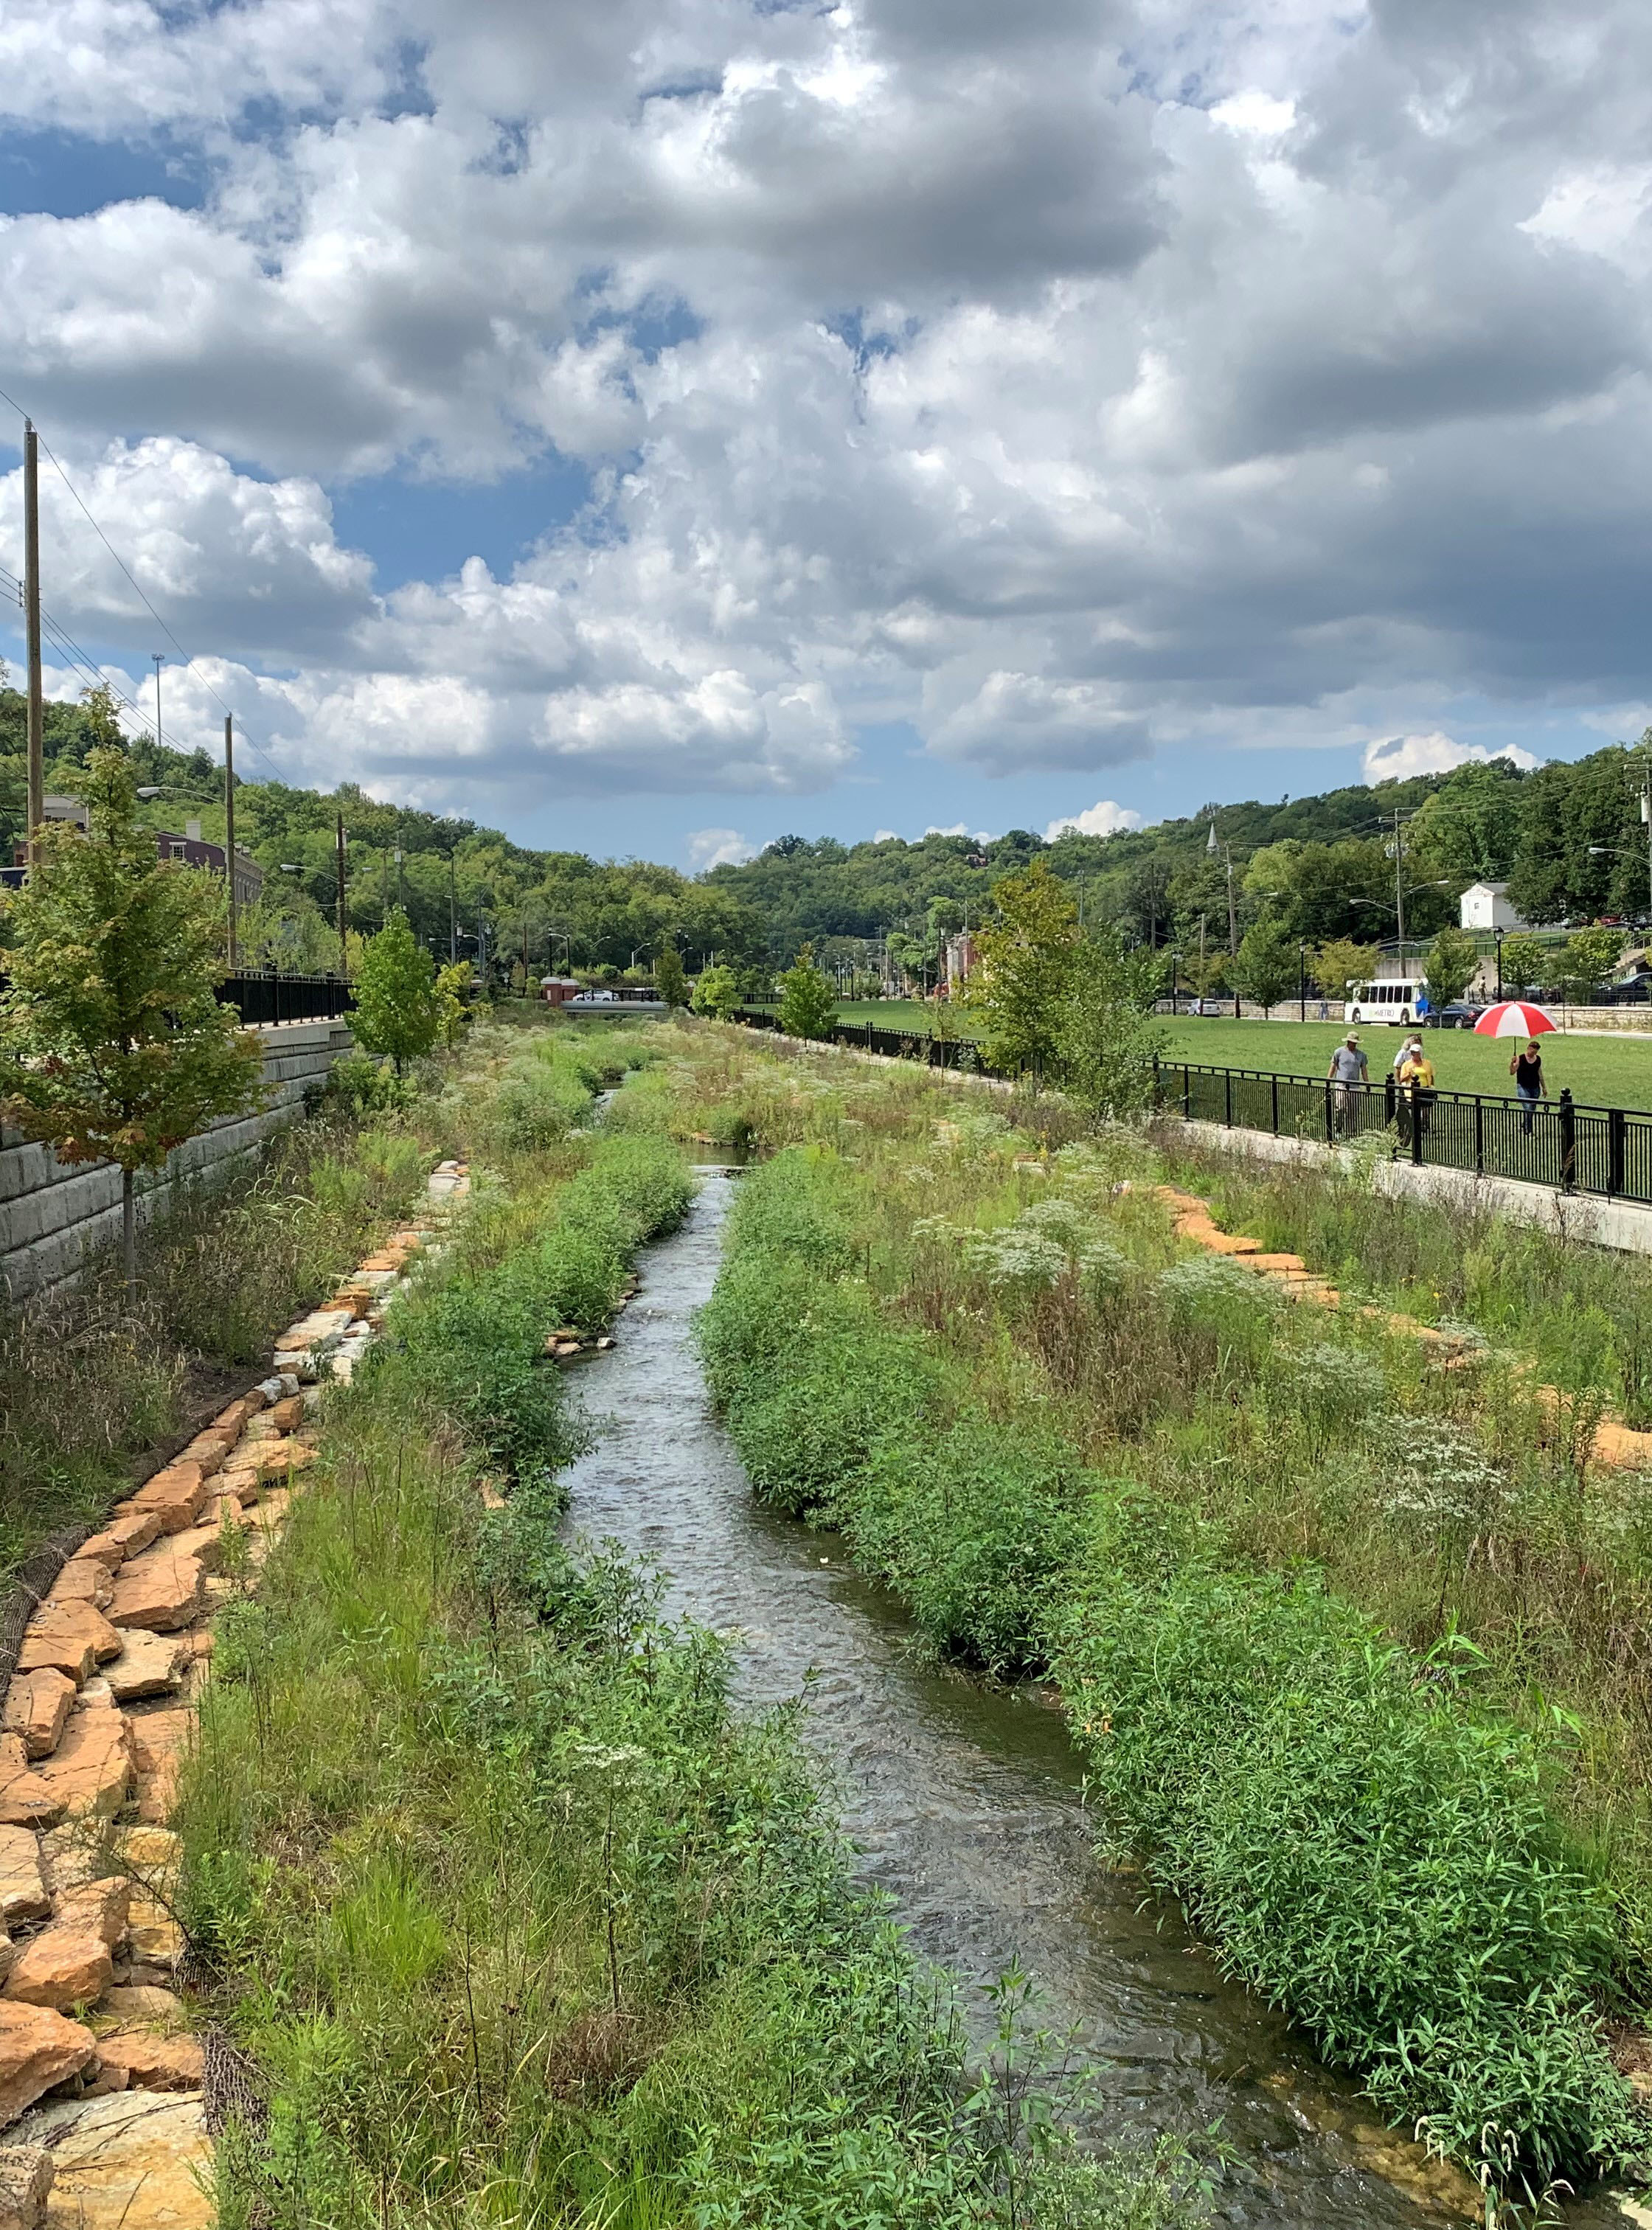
[684,1043,1652,2212]
[181,1034,1216,2230]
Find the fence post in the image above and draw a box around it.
[1224,1069,1232,1128]
[1182,1063,1190,1116]
[1474,1096,1484,1176]
[1560,1088,1577,1193]
[1609,1105,1626,1198]
[1410,1080,1423,1166]
[1271,1074,1279,1136]
[1324,1080,1333,1144]
[1384,1073,1395,1130]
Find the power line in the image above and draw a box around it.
[0,562,162,743]
[0,388,291,783]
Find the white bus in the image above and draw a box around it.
[1344,976,1429,1027]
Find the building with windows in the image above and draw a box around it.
[1460,881,1525,931]
[11,810,263,907]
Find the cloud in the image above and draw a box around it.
[687,827,757,870]
[924,822,993,842]
[7,0,1652,817]
[1361,732,1541,783]
[1044,799,1145,840]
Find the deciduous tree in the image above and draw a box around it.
[1234,920,1298,1016]
[653,942,688,1008]
[777,944,839,1039]
[352,911,440,1073]
[0,747,264,1296]
[966,860,1079,1077]
[690,964,741,1020]
[1058,928,1162,1116]
[1423,926,1481,1008]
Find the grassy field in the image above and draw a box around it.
[1159,1016,1652,1109]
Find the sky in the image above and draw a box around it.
[1,0,1651,871]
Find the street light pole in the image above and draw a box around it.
[223,715,237,970]
[336,812,348,969]
[152,656,164,754]
[1299,942,1307,1023]
[22,422,44,866]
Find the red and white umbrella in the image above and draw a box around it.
[1474,1000,1558,1038]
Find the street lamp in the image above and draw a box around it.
[1298,942,1308,1023]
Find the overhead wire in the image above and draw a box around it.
[0,387,294,784]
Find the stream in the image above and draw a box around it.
[558,1168,1628,2229]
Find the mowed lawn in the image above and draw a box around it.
[1157,1017,1652,1111]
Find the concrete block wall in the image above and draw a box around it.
[0,1017,355,1303]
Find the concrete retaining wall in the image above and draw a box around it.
[0,1017,355,1303]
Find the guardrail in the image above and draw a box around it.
[222,973,354,1027]
[1156,1057,1652,1204]
[732,1007,998,1071]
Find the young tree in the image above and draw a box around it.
[690,963,741,1020]
[966,859,1080,1076]
[434,960,473,1048]
[1561,925,1625,1000]
[0,746,264,1296]
[1309,938,1378,1005]
[1234,920,1298,1016]
[777,944,839,1039]
[1499,932,1551,995]
[1058,928,1162,1116]
[653,942,688,1008]
[1423,925,1481,1008]
[351,911,440,1073]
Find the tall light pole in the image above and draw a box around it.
[223,715,237,970]
[336,812,348,969]
[152,655,165,753]
[22,421,44,866]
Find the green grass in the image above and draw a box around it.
[676,1035,1652,2208]
[751,997,985,1037]
[1157,1017,1652,1111]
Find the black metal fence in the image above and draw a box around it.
[732,1007,998,1072]
[222,973,354,1027]
[1158,1057,1652,1205]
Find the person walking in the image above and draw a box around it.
[1398,1039,1436,1150]
[1392,1032,1423,1144]
[1510,1038,1544,1136]
[1328,1032,1369,1134]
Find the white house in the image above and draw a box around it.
[1460,881,1526,932]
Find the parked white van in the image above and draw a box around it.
[1344,977,1429,1027]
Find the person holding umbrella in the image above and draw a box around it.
[1510,1038,1545,1135]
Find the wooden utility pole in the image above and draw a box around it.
[22,421,43,865]
[223,716,237,970]
[336,812,348,966]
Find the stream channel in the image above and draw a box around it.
[559,1167,1631,2229]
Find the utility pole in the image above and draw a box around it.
[336,812,348,968]
[1641,767,1652,926]
[22,421,43,864]
[448,853,457,963]
[1391,808,1407,973]
[1224,846,1238,956]
[152,655,164,752]
[223,715,237,970]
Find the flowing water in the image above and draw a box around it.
[559,1170,1628,2229]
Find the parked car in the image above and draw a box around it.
[1426,1002,1485,1029]
[1181,996,1226,1016]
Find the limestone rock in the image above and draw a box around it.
[93,1990,181,2031]
[0,2142,52,2228]
[0,1835,49,1931]
[0,1745,63,1835]
[122,1898,180,1972]
[0,2007,93,2130]
[55,1883,128,1954]
[106,1549,202,1636]
[213,1393,263,1436]
[3,1931,111,2015]
[74,1518,159,1574]
[268,1394,305,1432]
[43,1566,111,1614]
[123,1467,206,1539]
[16,1609,121,1686]
[102,1639,184,1708]
[88,2031,201,2094]
[13,2089,211,2227]
[127,1719,190,1828]
[1,1680,73,1767]
[33,1710,131,1822]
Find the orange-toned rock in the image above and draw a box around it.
[123,1465,206,1538]
[0,1830,49,1928]
[123,1894,181,1970]
[91,2026,202,2093]
[127,1715,190,1827]
[164,1524,231,1578]
[0,1738,63,1832]
[15,1606,120,1685]
[75,1515,160,1572]
[0,2001,97,2123]
[4,1928,112,2012]
[179,1429,235,1469]
[106,1546,202,1635]
[214,1393,264,1437]
[103,1635,184,1706]
[33,1709,131,1821]
[1,1674,73,1764]
[45,1561,113,1613]
[55,1880,128,1952]
[268,1394,306,1432]
[18,2087,212,2224]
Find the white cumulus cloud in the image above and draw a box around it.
[1362,732,1540,784]
[1044,799,1145,840]
[687,827,757,871]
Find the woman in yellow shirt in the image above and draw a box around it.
[1397,1043,1436,1147]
